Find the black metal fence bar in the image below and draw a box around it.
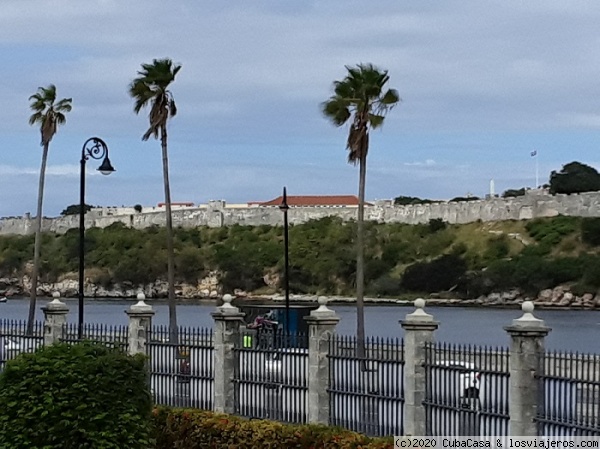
[328,335,404,437]
[536,351,600,436]
[60,322,129,350]
[424,342,510,437]
[0,319,44,371]
[233,329,308,424]
[146,325,214,410]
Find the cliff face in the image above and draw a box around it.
[0,272,224,300]
[4,190,600,236]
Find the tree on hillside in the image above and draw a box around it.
[27,85,72,334]
[61,204,93,216]
[129,58,181,343]
[322,63,400,357]
[549,161,600,194]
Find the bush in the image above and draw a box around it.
[549,161,600,194]
[401,254,467,293]
[502,188,526,198]
[581,217,600,246]
[151,407,394,449]
[525,216,579,247]
[0,342,152,449]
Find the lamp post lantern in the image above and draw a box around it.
[78,137,115,339]
[279,187,290,332]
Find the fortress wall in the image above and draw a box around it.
[3,191,600,236]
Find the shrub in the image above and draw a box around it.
[483,235,510,261]
[502,188,526,198]
[581,217,600,246]
[151,407,394,449]
[427,218,447,233]
[401,254,467,293]
[525,216,579,247]
[0,342,152,449]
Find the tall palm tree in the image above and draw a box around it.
[322,63,399,357]
[26,85,72,334]
[129,58,181,343]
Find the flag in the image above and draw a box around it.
[531,150,537,157]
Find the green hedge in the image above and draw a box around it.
[151,407,395,449]
[0,342,153,449]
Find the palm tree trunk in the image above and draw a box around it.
[161,127,178,344]
[356,152,367,360]
[27,143,49,335]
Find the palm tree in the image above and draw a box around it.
[129,58,181,343]
[322,63,399,357]
[26,85,72,334]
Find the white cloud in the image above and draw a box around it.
[1,1,600,215]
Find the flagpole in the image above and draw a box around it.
[531,150,539,188]
[535,152,539,188]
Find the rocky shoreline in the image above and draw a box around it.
[2,276,599,310]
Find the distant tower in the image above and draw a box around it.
[490,179,495,196]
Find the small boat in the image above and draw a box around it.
[0,297,7,303]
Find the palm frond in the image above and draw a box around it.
[381,89,400,105]
[368,114,385,129]
[28,112,43,126]
[322,98,351,126]
[55,98,73,112]
[28,84,70,144]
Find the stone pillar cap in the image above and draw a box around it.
[308,296,338,319]
[405,298,434,322]
[43,292,68,311]
[128,292,154,314]
[508,300,549,330]
[215,294,241,315]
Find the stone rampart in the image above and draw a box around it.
[3,190,600,236]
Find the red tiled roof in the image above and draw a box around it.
[256,195,372,207]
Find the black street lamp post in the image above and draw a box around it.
[78,137,115,339]
[279,187,290,332]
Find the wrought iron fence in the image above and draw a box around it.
[146,325,214,410]
[536,351,600,436]
[328,335,404,437]
[60,322,129,351]
[0,319,44,370]
[424,342,510,436]
[233,329,308,423]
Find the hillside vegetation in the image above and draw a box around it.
[2,216,600,298]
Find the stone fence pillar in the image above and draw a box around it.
[42,292,69,346]
[304,296,339,425]
[505,301,551,436]
[401,298,439,436]
[211,294,245,414]
[126,293,155,356]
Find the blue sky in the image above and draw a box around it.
[1,0,599,217]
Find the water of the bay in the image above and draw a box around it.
[2,297,599,352]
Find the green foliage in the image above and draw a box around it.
[393,195,437,205]
[581,217,600,246]
[151,407,394,449]
[0,342,152,449]
[401,254,467,293]
[483,235,510,261]
[549,161,600,194]
[525,216,579,249]
[427,218,447,233]
[466,255,586,295]
[449,196,480,202]
[502,188,526,198]
[4,214,600,297]
[61,203,93,216]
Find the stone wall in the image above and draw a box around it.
[3,189,600,236]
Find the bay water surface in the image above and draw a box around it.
[2,297,599,352]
